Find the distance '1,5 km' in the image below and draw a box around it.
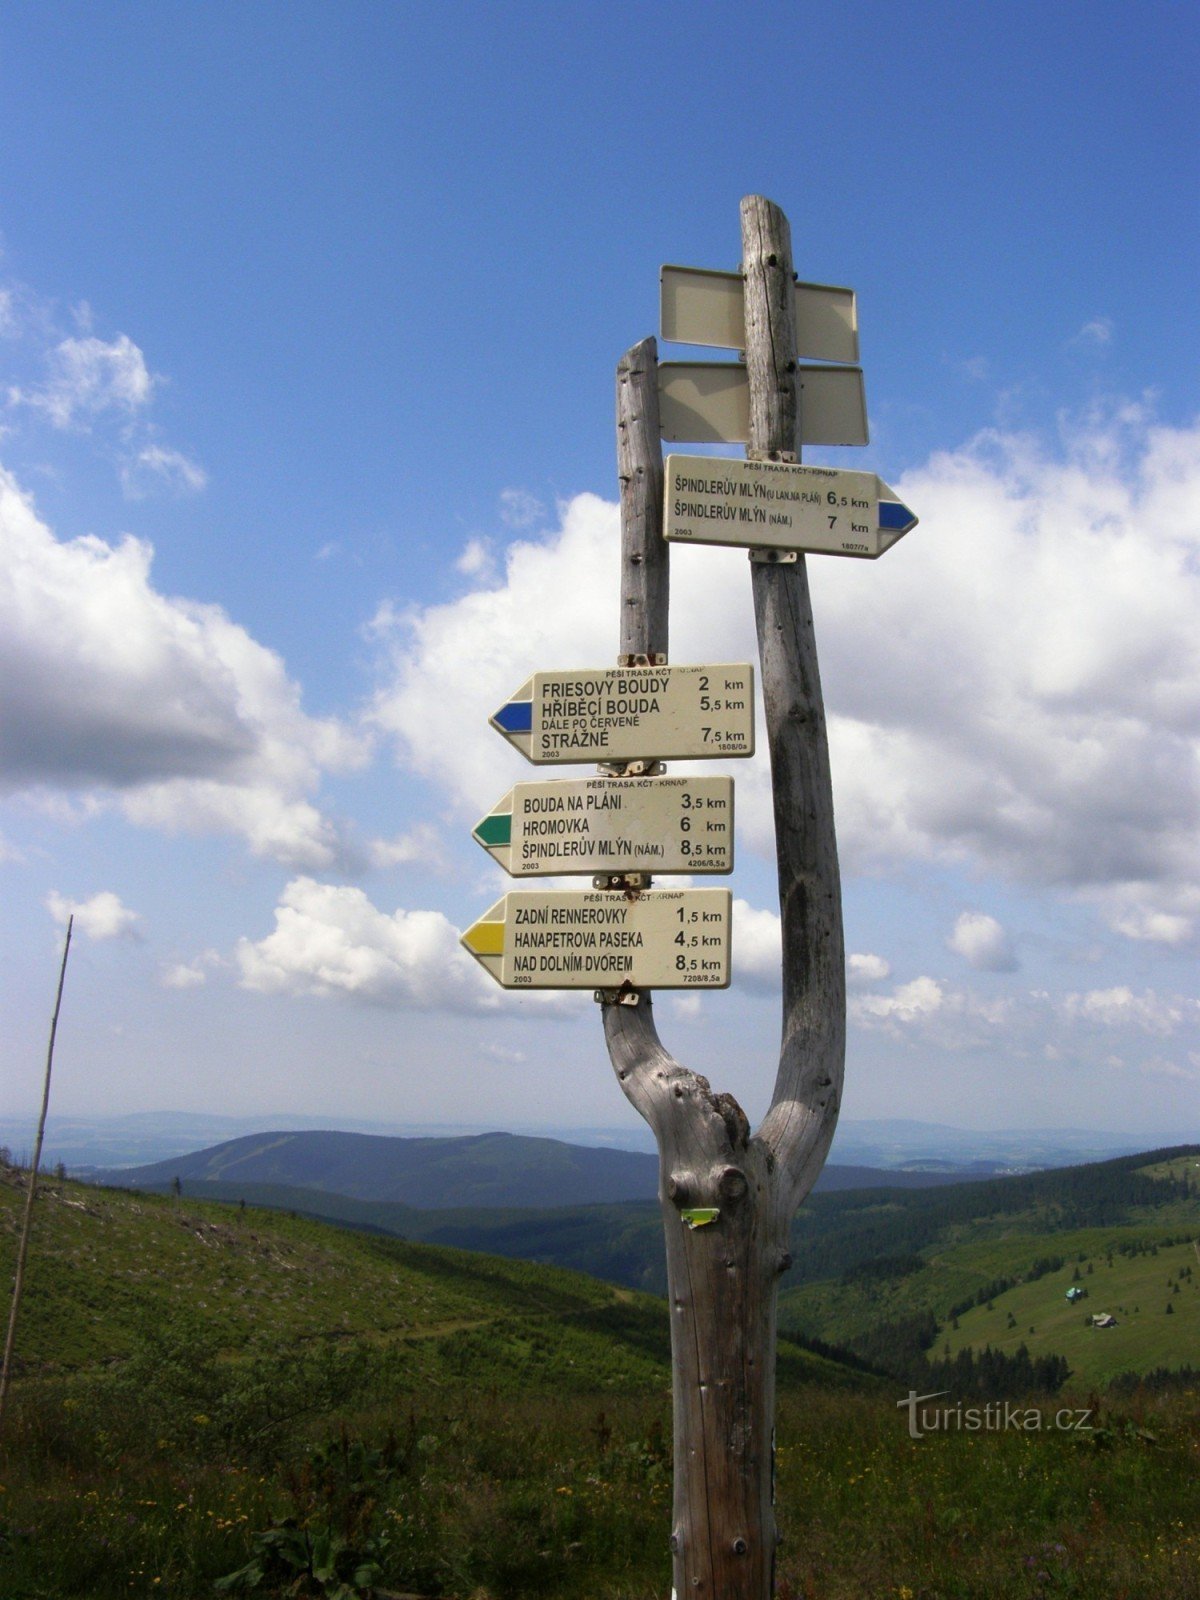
[672,902,728,976]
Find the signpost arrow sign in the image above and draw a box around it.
[473,774,734,877]
[490,663,755,765]
[658,361,868,447]
[460,887,732,989]
[664,454,917,558]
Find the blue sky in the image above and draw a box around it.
[1,1,1197,1143]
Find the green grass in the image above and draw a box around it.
[4,1167,1200,1597]
[0,1170,643,1373]
[941,1239,1199,1386]
[781,1223,1200,1387]
[4,1369,1198,1597]
[0,1169,857,1401]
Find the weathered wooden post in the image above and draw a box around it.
[0,915,73,1436]
[603,196,847,1599]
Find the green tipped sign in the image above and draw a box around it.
[473,775,734,877]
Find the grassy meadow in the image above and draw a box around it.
[940,1236,1199,1383]
[782,1227,1200,1388]
[2,1168,1199,1598]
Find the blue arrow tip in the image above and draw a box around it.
[493,699,532,733]
[878,499,917,533]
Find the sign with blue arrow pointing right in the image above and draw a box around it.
[664,455,917,559]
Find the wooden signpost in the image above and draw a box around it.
[461,194,915,1598]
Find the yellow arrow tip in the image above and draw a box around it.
[462,917,505,957]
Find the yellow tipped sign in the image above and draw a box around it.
[461,888,732,990]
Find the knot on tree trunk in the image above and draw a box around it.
[667,1163,750,1211]
[706,1089,751,1150]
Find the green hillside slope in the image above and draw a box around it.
[0,1165,856,1394]
[939,1233,1200,1385]
[779,1154,1200,1387]
[122,1144,1200,1311]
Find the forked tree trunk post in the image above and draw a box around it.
[603,197,845,1598]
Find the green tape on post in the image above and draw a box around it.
[680,1208,719,1229]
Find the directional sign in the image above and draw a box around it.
[664,455,917,559]
[658,362,868,447]
[491,664,754,765]
[461,887,732,989]
[473,774,734,877]
[660,264,859,365]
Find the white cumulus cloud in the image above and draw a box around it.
[1069,318,1113,348]
[731,898,783,994]
[47,888,140,941]
[161,961,207,989]
[1061,986,1191,1037]
[235,877,574,1016]
[160,948,223,989]
[367,410,1200,945]
[847,952,891,986]
[121,444,208,499]
[948,911,1018,972]
[0,466,367,866]
[852,975,947,1028]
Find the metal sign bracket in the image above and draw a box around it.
[596,759,666,778]
[592,872,653,895]
[594,984,641,1007]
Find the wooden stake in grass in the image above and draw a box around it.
[603,197,844,1599]
[0,915,73,1435]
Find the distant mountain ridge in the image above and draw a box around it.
[113,1130,652,1209]
[15,1109,1185,1175]
[107,1128,988,1210]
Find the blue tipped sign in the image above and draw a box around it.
[664,455,917,559]
[490,664,755,766]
